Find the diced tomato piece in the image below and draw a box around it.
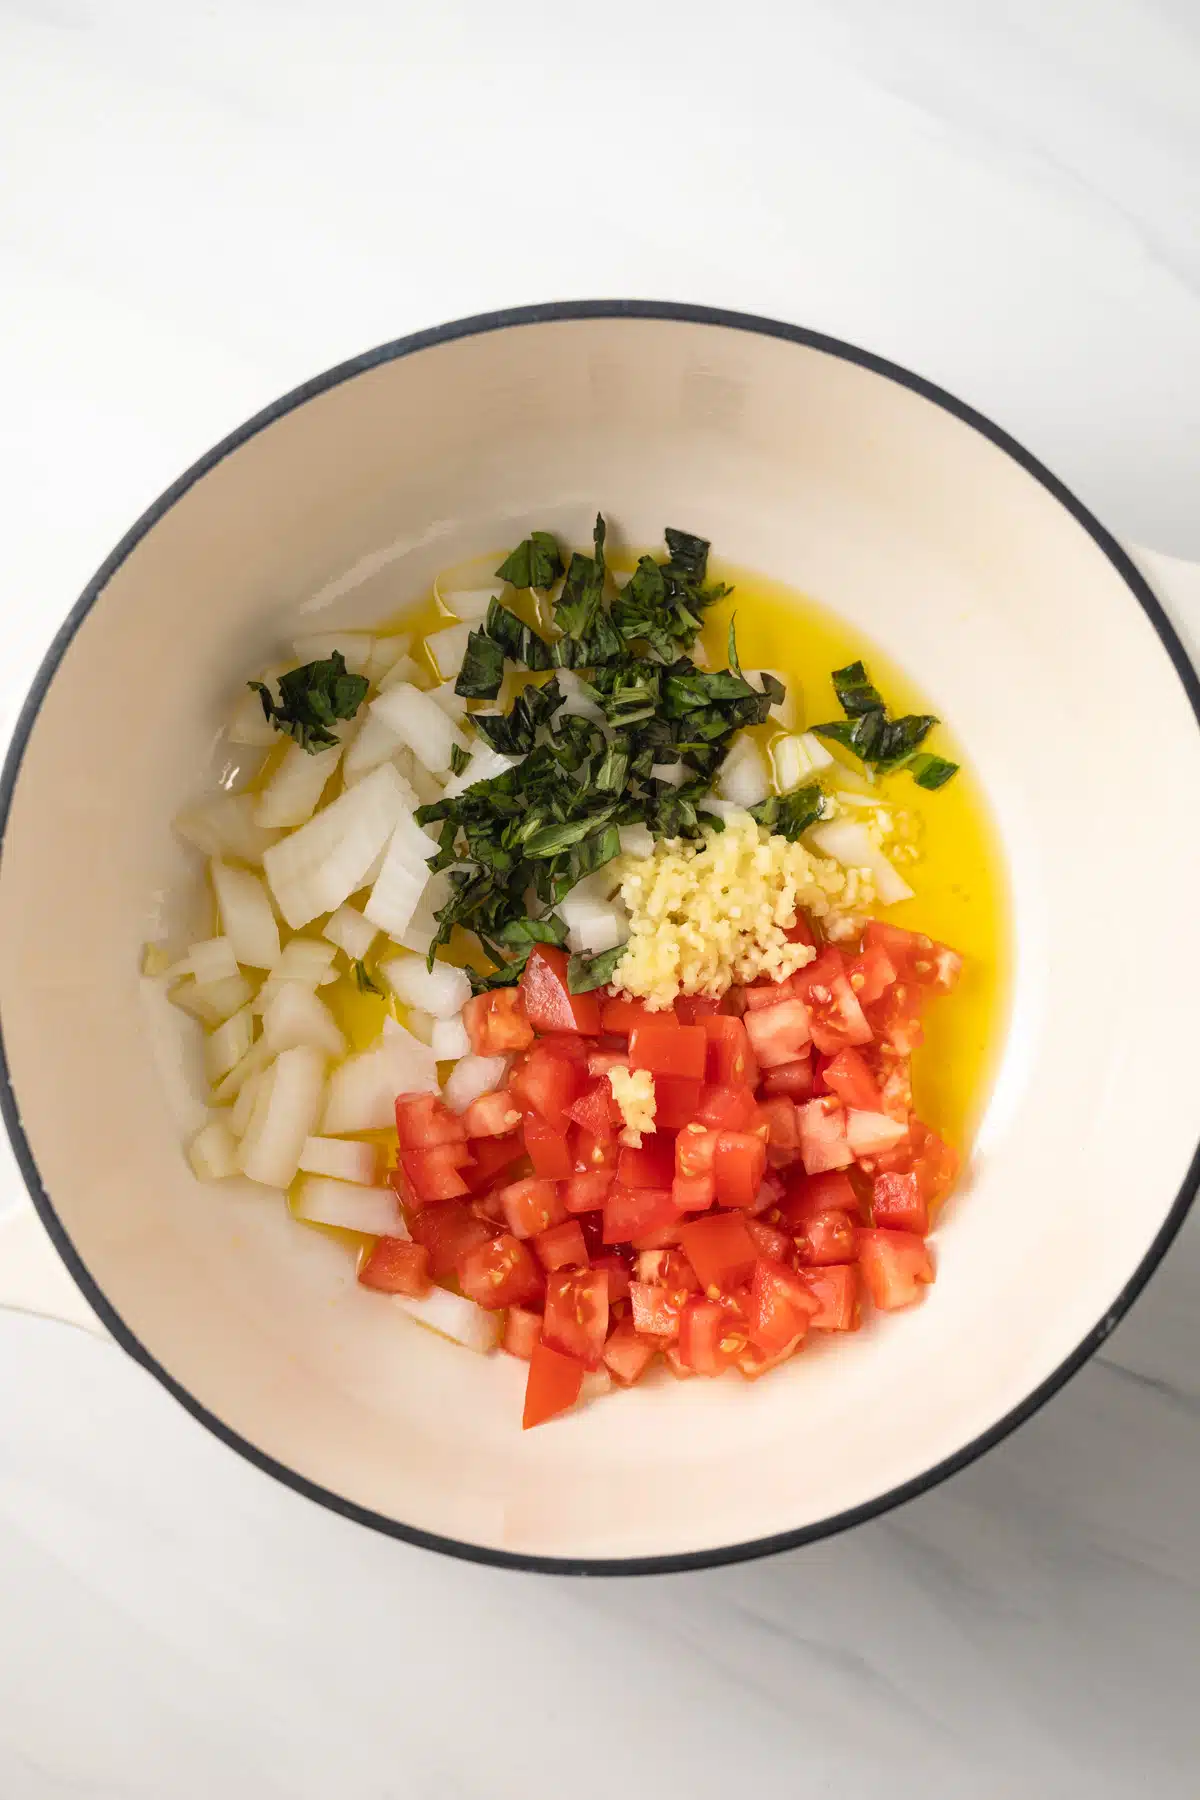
[700,1015,757,1086]
[745,1216,791,1261]
[747,1256,819,1354]
[459,1132,524,1193]
[571,1126,618,1172]
[695,1083,757,1130]
[872,1049,914,1123]
[872,1170,928,1234]
[858,1228,935,1309]
[509,1042,582,1133]
[743,979,796,1011]
[462,1089,523,1139]
[519,944,602,1034]
[599,996,666,1034]
[502,1305,542,1359]
[906,1121,960,1206]
[801,1263,860,1330]
[780,1167,864,1228]
[635,1247,700,1290]
[631,1220,684,1251]
[464,987,534,1056]
[542,1268,609,1366]
[663,1343,695,1377]
[743,999,812,1068]
[564,1169,615,1213]
[674,994,722,1024]
[759,1055,813,1100]
[457,1231,543,1308]
[358,1237,431,1297]
[532,1218,589,1271]
[678,1297,749,1374]
[522,1340,584,1429]
[712,1130,768,1208]
[794,1207,857,1266]
[783,910,818,946]
[821,1047,882,1112]
[592,1253,631,1303]
[574,1210,607,1260]
[602,1317,659,1385]
[655,1074,705,1128]
[565,1080,617,1139]
[737,1330,807,1379]
[677,1212,758,1291]
[539,1033,592,1065]
[408,1200,497,1278]
[674,1124,720,1178]
[394,1092,467,1149]
[671,1171,716,1214]
[586,1048,629,1078]
[845,1109,908,1159]
[866,981,924,1054]
[522,1114,574,1179]
[846,942,897,1006]
[469,1187,508,1224]
[602,1185,677,1243]
[749,1168,786,1217]
[864,922,961,993]
[498,1175,567,1239]
[759,1097,801,1155]
[629,1281,686,1338]
[617,1136,677,1190]
[793,948,873,1054]
[399,1144,472,1202]
[629,1021,707,1080]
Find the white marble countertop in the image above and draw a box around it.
[2,4,1199,1795]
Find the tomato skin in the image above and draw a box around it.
[399,1144,472,1202]
[358,1238,431,1297]
[522,1341,584,1429]
[654,1075,705,1128]
[408,1200,497,1278]
[846,942,897,1006]
[394,1092,468,1149]
[759,1056,814,1100]
[700,1015,758,1086]
[522,1113,574,1179]
[671,1171,716,1214]
[602,1184,677,1244]
[675,1124,720,1179]
[542,1268,609,1367]
[533,1218,590,1272]
[678,1297,748,1374]
[743,999,813,1068]
[793,1207,857,1266]
[464,987,534,1056]
[498,1175,567,1240]
[695,1083,758,1130]
[801,1263,860,1330]
[509,1042,583,1133]
[502,1305,542,1359]
[565,1081,618,1139]
[629,1281,686,1338]
[872,1170,928,1234]
[461,1090,522,1139]
[712,1130,768,1208]
[459,1132,523,1193]
[858,1228,935,1309]
[457,1231,544,1309]
[617,1136,677,1190]
[599,996,668,1034]
[821,1047,883,1112]
[520,944,602,1034]
[602,1317,659,1384]
[677,1212,758,1291]
[747,1256,819,1355]
[564,1169,615,1213]
[629,1021,707,1081]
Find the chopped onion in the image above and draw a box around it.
[267,936,339,987]
[807,818,913,905]
[845,1110,909,1156]
[364,634,411,687]
[210,861,281,969]
[298,1136,380,1184]
[321,1026,438,1133]
[557,874,629,956]
[394,747,444,807]
[392,1286,501,1354]
[187,936,240,985]
[441,743,518,801]
[205,1003,255,1082]
[699,796,744,821]
[292,1175,402,1235]
[187,1118,240,1182]
[370,683,468,776]
[424,622,472,681]
[175,793,282,866]
[211,1034,274,1103]
[262,762,410,930]
[238,1045,326,1188]
[800,732,835,774]
[376,652,428,694]
[438,583,502,623]
[771,734,814,793]
[399,867,453,955]
[403,1007,437,1046]
[291,631,374,675]
[381,953,471,1019]
[169,972,255,1028]
[618,823,655,859]
[227,686,277,748]
[262,983,346,1059]
[322,904,378,961]
[430,1014,470,1060]
[442,1053,508,1113]
[363,813,439,939]
[255,740,342,829]
[341,711,403,786]
[428,680,468,724]
[650,761,691,789]
[716,736,771,808]
[230,1069,263,1137]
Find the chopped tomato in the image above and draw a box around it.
[759,1056,814,1100]
[459,1132,524,1193]
[738,1329,807,1379]
[700,1015,757,1086]
[602,1184,677,1243]
[599,996,665,1034]
[522,1340,584,1429]
[522,1114,574,1179]
[783,910,817,946]
[469,1188,508,1224]
[801,1263,859,1330]
[464,987,533,1056]
[542,1268,609,1366]
[780,1167,863,1228]
[462,1090,522,1139]
[744,998,812,1067]
[845,1109,909,1158]
[908,1121,960,1205]
[520,944,602,1035]
[866,981,924,1054]
[663,1343,695,1378]
[678,1297,748,1374]
[502,1305,542,1360]
[592,1253,632,1303]
[629,1281,686,1338]
[674,994,722,1024]
[873,1050,914,1122]
[509,1042,582,1133]
[671,1171,716,1214]
[749,1168,786,1217]
[533,1218,589,1271]
[571,1126,618,1172]
[617,1136,677,1190]
[695,1083,758,1130]
[399,1143,472,1202]
[565,1081,617,1139]
[394,1092,467,1149]
[747,1256,819,1354]
[457,1232,543,1308]
[629,1021,707,1081]
[654,1075,705,1128]
[408,1200,497,1278]
[864,922,961,993]
[712,1130,768,1208]
[821,1047,883,1112]
[674,1124,720,1178]
[602,1318,659,1384]
[630,1219,684,1251]
[793,1207,857,1266]
[635,1248,700,1291]
[792,948,873,1054]
[872,1170,928,1234]
[564,1169,615,1213]
[358,1237,431,1297]
[745,1216,791,1261]
[586,1048,629,1079]
[677,1212,758,1291]
[858,1228,935,1309]
[759,1097,801,1156]
[797,1098,854,1173]
[846,942,897,1006]
[498,1175,567,1239]
[743,979,796,1011]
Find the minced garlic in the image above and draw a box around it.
[607,1066,656,1147]
[609,813,872,1010]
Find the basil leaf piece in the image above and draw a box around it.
[249,652,368,753]
[484,598,553,671]
[495,531,564,590]
[455,630,504,699]
[568,944,626,994]
[749,783,827,841]
[831,660,885,719]
[909,752,959,790]
[352,959,383,994]
[663,528,710,582]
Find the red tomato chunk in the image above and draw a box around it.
[358,1238,431,1298]
[629,1021,708,1081]
[457,1232,543,1309]
[464,988,534,1056]
[521,945,602,1035]
[523,1340,584,1428]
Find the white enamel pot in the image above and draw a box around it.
[1,304,1198,1573]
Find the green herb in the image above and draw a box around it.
[454,630,505,700]
[909,752,960,790]
[352,959,382,995]
[472,676,562,756]
[813,660,955,788]
[495,530,564,591]
[483,597,553,672]
[448,742,472,777]
[568,945,626,994]
[249,652,368,753]
[749,783,827,841]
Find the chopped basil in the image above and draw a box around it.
[454,630,504,700]
[352,959,382,994]
[568,945,626,994]
[495,530,564,591]
[813,660,955,789]
[909,752,960,790]
[249,652,368,753]
[749,783,827,841]
[483,597,553,672]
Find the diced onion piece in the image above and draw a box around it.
[428,681,468,724]
[262,983,346,1059]
[230,1069,263,1136]
[772,733,814,793]
[342,710,404,786]
[292,1175,403,1235]
[403,1007,436,1046]
[205,1003,255,1083]
[845,1110,909,1156]
[211,1034,274,1104]
[187,1118,240,1182]
[323,904,378,961]
[424,622,472,681]
[227,686,277,748]
[441,744,519,801]
[699,796,744,821]
[187,936,240,985]
[716,736,771,808]
[437,583,502,623]
[363,814,440,940]
[618,823,655,859]
[175,793,282,866]
[169,972,255,1028]
[392,1285,501,1353]
[430,1014,471,1060]
[238,1045,326,1188]
[365,634,411,686]
[650,761,690,789]
[799,732,835,773]
[394,748,444,807]
[381,953,472,1019]
[745,669,798,729]
[262,763,410,930]
[376,652,428,694]
[254,740,342,829]
[442,1052,508,1113]
[298,1136,380,1184]
[557,873,629,956]
[396,868,451,956]
[370,683,468,776]
[291,631,374,675]
[807,819,914,905]
[321,1026,438,1133]
[270,936,339,986]
[210,860,281,969]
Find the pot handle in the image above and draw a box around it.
[0,1196,106,1336]
[1126,544,1200,671]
